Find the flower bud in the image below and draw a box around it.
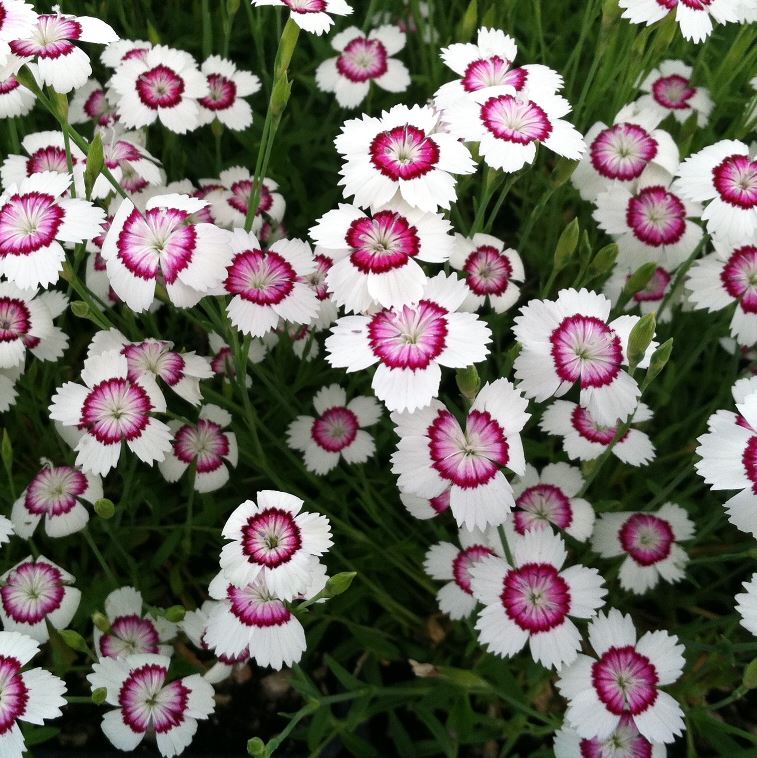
[627,313,656,373]
[94,498,115,519]
[456,365,480,402]
[554,218,579,271]
[92,612,111,633]
[84,133,104,200]
[247,737,268,757]
[323,571,356,599]
[59,629,90,653]
[91,687,108,705]
[642,338,673,390]
[164,605,186,623]
[744,660,757,689]
[588,243,618,278]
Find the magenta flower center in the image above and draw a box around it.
[282,0,327,12]
[368,299,448,369]
[652,74,695,109]
[480,94,552,144]
[590,123,658,181]
[25,466,88,517]
[0,297,30,343]
[428,408,509,488]
[136,65,185,110]
[721,245,757,314]
[199,73,237,110]
[309,254,332,300]
[0,656,27,735]
[501,562,571,632]
[225,249,296,305]
[311,406,359,452]
[10,15,80,59]
[123,341,186,386]
[337,36,388,83]
[227,582,292,627]
[117,206,197,284]
[626,185,687,246]
[463,245,512,296]
[452,544,494,594]
[550,315,622,389]
[174,419,229,472]
[0,192,64,257]
[592,645,659,716]
[241,507,303,568]
[100,614,160,658]
[579,715,654,758]
[346,211,420,273]
[369,125,440,181]
[571,405,626,445]
[462,56,514,91]
[742,436,757,492]
[119,663,189,734]
[0,561,65,624]
[80,377,152,445]
[712,154,757,209]
[26,146,71,175]
[514,484,573,534]
[619,513,674,566]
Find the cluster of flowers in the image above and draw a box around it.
[0,0,751,754]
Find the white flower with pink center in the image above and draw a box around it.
[512,463,595,542]
[399,486,451,520]
[557,609,685,744]
[210,166,285,231]
[69,78,118,127]
[424,527,502,620]
[310,199,454,312]
[540,399,656,467]
[49,348,172,476]
[736,573,757,638]
[441,86,585,173]
[0,630,67,757]
[470,529,606,669]
[336,104,476,213]
[604,263,676,322]
[449,232,524,314]
[219,490,332,600]
[636,60,713,127]
[0,171,105,289]
[571,109,680,203]
[618,0,745,43]
[0,130,86,196]
[88,328,213,406]
[102,193,232,312]
[553,716,666,758]
[197,55,260,130]
[514,289,656,426]
[287,384,381,474]
[11,462,102,539]
[180,600,249,684]
[223,229,319,338]
[687,240,757,346]
[251,0,353,35]
[316,25,410,109]
[94,587,176,660]
[0,282,66,369]
[674,139,757,243]
[204,574,305,670]
[695,390,757,538]
[160,404,238,493]
[0,555,80,642]
[110,45,208,134]
[592,503,694,594]
[327,272,492,413]
[90,133,163,200]
[0,66,36,119]
[392,379,529,529]
[10,11,118,93]
[594,183,703,271]
[435,26,564,111]
[100,38,152,69]
[88,653,215,757]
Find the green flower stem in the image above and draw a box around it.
[243,18,300,232]
[82,527,118,587]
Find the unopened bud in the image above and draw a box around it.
[323,571,356,599]
[91,687,107,704]
[59,629,89,653]
[92,611,110,633]
[456,365,480,402]
[554,218,579,271]
[94,498,115,519]
[642,338,673,390]
[627,313,656,372]
[164,605,186,623]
